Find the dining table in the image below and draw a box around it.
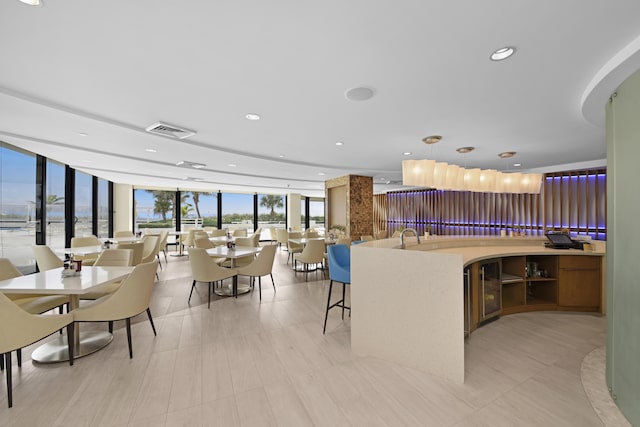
[0,266,134,363]
[55,245,104,257]
[206,245,262,297]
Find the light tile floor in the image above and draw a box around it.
[0,245,625,426]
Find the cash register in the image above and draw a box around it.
[544,232,584,250]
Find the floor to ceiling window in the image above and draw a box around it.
[258,193,285,240]
[74,171,93,237]
[308,197,325,232]
[181,191,218,228]
[0,143,37,270]
[46,160,66,248]
[221,192,253,233]
[134,189,175,231]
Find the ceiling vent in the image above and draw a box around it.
[145,122,196,139]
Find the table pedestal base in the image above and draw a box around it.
[214,283,251,297]
[32,331,113,363]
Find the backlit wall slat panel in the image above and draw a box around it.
[378,169,606,240]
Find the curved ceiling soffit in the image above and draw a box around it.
[582,33,640,127]
[0,86,390,176]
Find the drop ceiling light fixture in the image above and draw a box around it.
[456,146,475,153]
[19,0,42,5]
[245,113,261,121]
[422,135,442,145]
[490,47,515,61]
[403,152,412,156]
[336,142,344,146]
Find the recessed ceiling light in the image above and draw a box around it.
[78,132,88,137]
[344,86,375,102]
[336,142,344,146]
[19,0,42,6]
[403,152,412,156]
[228,163,236,167]
[513,163,521,167]
[490,47,515,61]
[456,146,475,153]
[422,135,442,145]
[176,161,185,166]
[245,113,260,121]
[191,163,206,169]
[145,148,157,153]
[318,172,325,176]
[498,151,517,158]
[278,154,285,158]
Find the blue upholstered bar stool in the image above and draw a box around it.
[323,244,351,334]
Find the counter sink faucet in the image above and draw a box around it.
[400,228,420,249]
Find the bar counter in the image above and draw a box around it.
[350,236,605,384]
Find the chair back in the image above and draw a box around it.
[188,247,237,282]
[95,249,133,266]
[194,230,209,241]
[32,245,64,271]
[238,244,276,276]
[74,260,158,321]
[0,258,23,280]
[305,229,319,238]
[360,235,375,241]
[276,228,288,244]
[194,237,214,249]
[182,229,197,247]
[299,239,325,263]
[141,235,159,263]
[327,244,350,284]
[158,230,169,249]
[114,230,134,238]
[116,242,144,265]
[235,236,254,247]
[233,228,247,237]
[0,292,73,354]
[288,231,302,239]
[210,229,227,237]
[71,235,101,247]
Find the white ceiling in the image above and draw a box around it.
[2,0,639,197]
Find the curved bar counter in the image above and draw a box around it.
[350,236,605,384]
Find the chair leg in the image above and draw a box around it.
[258,276,262,301]
[157,254,163,270]
[5,352,12,408]
[270,273,276,293]
[188,280,197,304]
[0,352,3,371]
[208,281,211,309]
[66,323,75,366]
[147,308,157,336]
[109,321,114,333]
[342,282,347,319]
[16,349,21,368]
[125,318,133,359]
[163,249,167,262]
[323,280,334,334]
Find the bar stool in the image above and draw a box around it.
[323,244,351,334]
